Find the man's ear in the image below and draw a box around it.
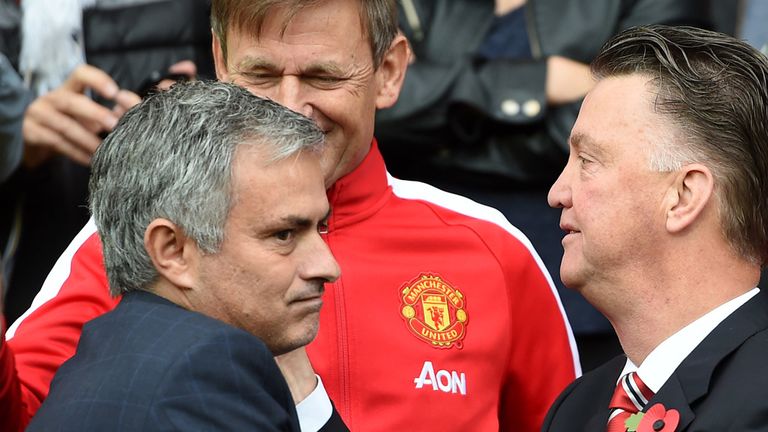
[374,32,410,110]
[665,164,714,233]
[144,218,199,291]
[212,29,230,81]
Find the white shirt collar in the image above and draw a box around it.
[619,287,759,392]
[296,374,333,432]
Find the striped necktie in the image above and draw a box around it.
[606,372,655,432]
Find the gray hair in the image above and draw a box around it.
[592,25,768,265]
[89,80,324,296]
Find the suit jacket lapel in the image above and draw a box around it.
[584,356,627,432]
[645,374,695,430]
[647,289,768,430]
[585,409,611,432]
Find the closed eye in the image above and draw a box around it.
[239,72,279,85]
[305,75,347,89]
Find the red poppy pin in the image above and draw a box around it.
[626,403,680,432]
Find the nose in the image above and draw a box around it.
[274,76,314,119]
[301,233,341,283]
[547,165,572,209]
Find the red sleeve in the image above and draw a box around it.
[0,325,27,432]
[3,220,119,430]
[499,244,580,432]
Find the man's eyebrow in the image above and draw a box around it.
[570,132,607,158]
[279,208,332,228]
[569,132,586,150]
[233,57,347,78]
[280,215,312,228]
[235,56,279,72]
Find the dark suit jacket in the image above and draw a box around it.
[543,289,768,432]
[27,291,301,431]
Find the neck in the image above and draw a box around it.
[150,280,194,311]
[603,254,759,365]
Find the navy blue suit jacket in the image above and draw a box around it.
[542,289,768,431]
[27,290,301,431]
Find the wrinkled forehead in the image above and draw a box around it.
[573,76,674,156]
[226,0,368,46]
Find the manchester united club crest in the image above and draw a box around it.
[399,273,468,349]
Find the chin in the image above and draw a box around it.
[559,268,584,291]
[269,325,319,356]
[559,255,588,288]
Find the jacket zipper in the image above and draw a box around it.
[327,222,352,423]
[524,0,543,59]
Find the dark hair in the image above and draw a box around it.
[211,0,398,68]
[592,25,768,265]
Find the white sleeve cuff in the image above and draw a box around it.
[296,374,332,432]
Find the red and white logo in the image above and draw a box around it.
[399,273,468,349]
[413,361,467,395]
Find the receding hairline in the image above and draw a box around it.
[216,0,372,64]
[573,74,681,160]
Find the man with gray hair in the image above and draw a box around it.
[544,25,768,431]
[26,80,342,431]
